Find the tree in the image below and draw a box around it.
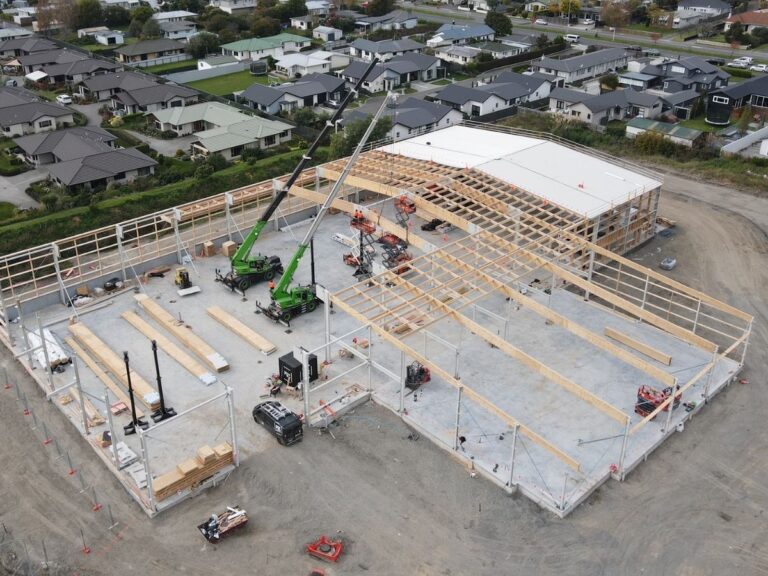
[485,11,511,35]
[737,104,752,134]
[326,15,355,32]
[35,0,57,36]
[128,18,143,37]
[332,116,392,158]
[272,0,308,21]
[601,72,619,90]
[55,0,78,32]
[250,16,281,36]
[535,33,549,50]
[725,21,745,44]
[141,18,162,38]
[130,5,154,22]
[366,0,394,17]
[293,106,317,127]
[187,32,220,57]
[650,31,661,43]
[559,0,580,17]
[601,0,627,29]
[647,3,661,26]
[103,5,130,27]
[76,0,103,28]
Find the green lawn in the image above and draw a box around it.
[678,116,725,132]
[187,71,270,95]
[411,7,473,20]
[0,202,16,221]
[145,59,198,74]
[105,127,143,148]
[448,72,471,81]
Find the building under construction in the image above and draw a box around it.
[0,123,752,517]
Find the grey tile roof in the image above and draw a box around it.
[279,73,344,98]
[159,20,196,32]
[81,71,155,92]
[346,97,453,129]
[48,148,157,186]
[351,38,424,54]
[0,85,39,109]
[0,101,71,127]
[241,83,283,106]
[41,58,118,78]
[432,23,495,42]
[388,53,438,70]
[0,37,57,53]
[659,88,700,106]
[341,53,437,82]
[537,48,628,73]
[436,83,494,105]
[18,48,86,67]
[13,126,115,160]
[625,90,661,108]
[115,38,185,56]
[715,74,768,100]
[114,83,198,106]
[549,87,591,104]
[340,60,387,82]
[678,0,729,10]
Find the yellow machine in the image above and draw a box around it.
[175,267,192,290]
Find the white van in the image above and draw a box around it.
[564,34,580,43]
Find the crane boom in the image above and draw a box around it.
[259,92,395,323]
[229,58,382,266]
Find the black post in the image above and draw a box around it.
[123,352,147,434]
[310,238,316,286]
[151,340,176,422]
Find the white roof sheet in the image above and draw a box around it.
[25,70,47,81]
[378,126,661,217]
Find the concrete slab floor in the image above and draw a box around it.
[3,206,741,516]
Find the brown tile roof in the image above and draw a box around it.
[727,11,768,26]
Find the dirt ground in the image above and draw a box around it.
[1,169,768,576]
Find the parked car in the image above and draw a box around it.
[252,401,303,446]
[643,48,661,56]
[55,94,72,105]
[734,56,754,65]
[660,257,677,271]
[726,60,748,69]
[4,79,17,87]
[750,63,768,72]
[706,57,725,66]
[535,18,548,25]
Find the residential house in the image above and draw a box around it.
[151,101,245,135]
[625,118,703,147]
[221,33,311,61]
[151,10,198,23]
[77,71,155,101]
[13,126,116,165]
[435,45,482,65]
[496,33,538,55]
[549,87,662,125]
[159,20,197,42]
[17,49,86,75]
[100,0,141,9]
[306,0,331,16]
[524,1,547,11]
[656,89,701,120]
[349,38,424,62]
[706,75,768,125]
[435,71,550,116]
[676,0,729,16]
[0,100,74,136]
[198,55,239,70]
[94,30,125,45]
[354,10,417,33]
[618,71,657,91]
[114,39,188,67]
[313,26,343,43]
[338,53,442,92]
[112,83,199,114]
[642,56,729,93]
[77,26,109,38]
[191,117,293,159]
[29,58,120,86]
[208,0,256,14]
[427,23,495,48]
[48,148,157,190]
[725,10,768,32]
[290,15,314,30]
[240,73,345,113]
[276,52,332,78]
[345,97,462,141]
[532,48,629,83]
[0,36,54,58]
[472,42,519,59]
[0,26,32,41]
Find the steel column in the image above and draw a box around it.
[73,358,89,436]
[508,424,519,489]
[453,386,463,450]
[138,428,155,512]
[36,314,54,393]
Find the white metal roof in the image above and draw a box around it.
[379,126,661,218]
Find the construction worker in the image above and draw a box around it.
[353,209,363,223]
[268,279,275,292]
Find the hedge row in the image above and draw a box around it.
[474,43,565,73]
[0,148,327,255]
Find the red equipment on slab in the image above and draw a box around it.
[635,385,682,417]
[307,535,344,563]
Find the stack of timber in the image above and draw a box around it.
[134,294,229,373]
[206,306,277,356]
[153,443,234,502]
[68,322,160,411]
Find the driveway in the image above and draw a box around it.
[71,102,102,126]
[131,131,196,157]
[0,169,46,209]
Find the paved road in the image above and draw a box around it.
[0,169,44,209]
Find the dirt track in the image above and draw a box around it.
[1,171,768,576]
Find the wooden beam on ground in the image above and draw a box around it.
[206,306,277,356]
[437,249,677,387]
[122,310,217,386]
[68,323,159,411]
[604,327,672,366]
[330,295,581,471]
[388,274,629,426]
[134,294,229,372]
[64,336,144,418]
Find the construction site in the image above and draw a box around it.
[1,113,764,574]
